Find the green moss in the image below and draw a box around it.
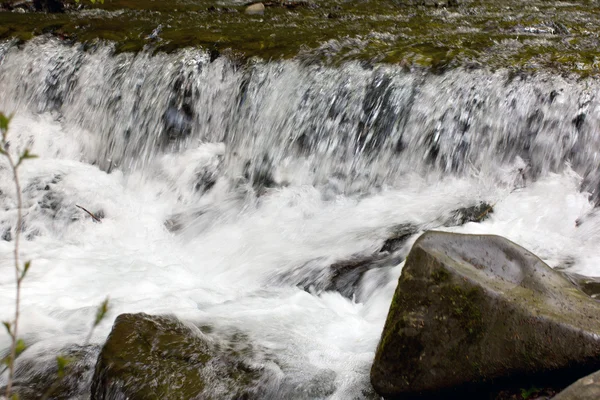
[2,0,599,74]
[432,268,450,284]
[92,314,261,400]
[445,285,484,340]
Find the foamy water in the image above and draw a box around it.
[1,39,600,398]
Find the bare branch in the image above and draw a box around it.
[76,205,102,223]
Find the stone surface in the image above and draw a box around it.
[563,272,600,299]
[554,370,600,400]
[371,231,600,398]
[380,223,419,253]
[444,202,493,227]
[1,344,98,400]
[91,313,264,400]
[245,3,265,15]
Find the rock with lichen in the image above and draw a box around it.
[90,313,267,400]
[371,231,600,398]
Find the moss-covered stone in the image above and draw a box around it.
[91,313,263,400]
[371,231,600,398]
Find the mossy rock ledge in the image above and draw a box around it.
[371,231,600,399]
[90,313,265,400]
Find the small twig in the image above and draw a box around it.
[474,203,496,222]
[76,205,101,223]
[1,113,25,400]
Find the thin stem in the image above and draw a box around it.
[3,151,23,399]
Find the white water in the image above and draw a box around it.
[1,38,600,398]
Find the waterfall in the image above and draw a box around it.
[1,38,599,197]
[0,37,599,399]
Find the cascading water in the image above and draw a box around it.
[1,37,600,398]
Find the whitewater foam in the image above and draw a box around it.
[1,39,600,398]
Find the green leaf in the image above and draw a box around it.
[16,149,38,167]
[11,393,20,400]
[21,260,32,280]
[15,338,27,357]
[0,148,6,155]
[21,149,37,159]
[2,320,11,335]
[0,112,11,135]
[520,386,541,400]
[56,355,72,378]
[94,297,110,327]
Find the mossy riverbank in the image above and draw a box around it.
[1,0,599,73]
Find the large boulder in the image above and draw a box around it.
[553,369,600,400]
[91,313,265,400]
[371,231,600,398]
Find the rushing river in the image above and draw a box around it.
[1,37,600,398]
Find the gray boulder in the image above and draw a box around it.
[371,231,600,398]
[554,370,600,400]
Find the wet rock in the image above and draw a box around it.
[325,253,403,299]
[1,0,34,12]
[371,231,600,398]
[162,104,193,144]
[380,223,419,253]
[444,202,493,226]
[243,155,278,194]
[164,208,207,233]
[207,6,238,14]
[553,370,600,400]
[2,344,99,400]
[572,113,586,131]
[277,368,337,399]
[33,0,65,13]
[245,3,265,15]
[359,73,397,153]
[562,272,600,299]
[91,313,265,400]
[283,251,403,300]
[2,227,11,242]
[278,223,417,299]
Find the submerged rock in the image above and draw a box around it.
[277,223,419,299]
[562,272,600,300]
[380,223,419,253]
[91,313,265,400]
[554,370,600,400]
[444,202,493,226]
[2,344,98,400]
[371,231,600,398]
[273,252,398,301]
[324,253,404,299]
